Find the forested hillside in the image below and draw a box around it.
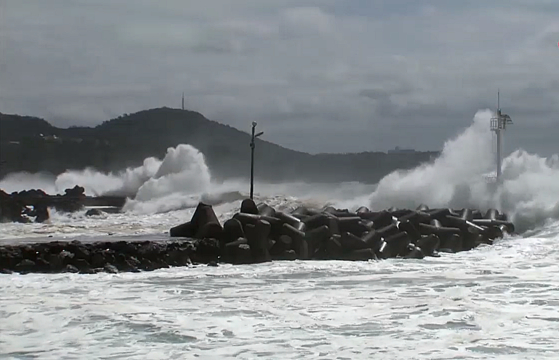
[0,108,438,183]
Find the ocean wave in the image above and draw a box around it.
[2,109,559,236]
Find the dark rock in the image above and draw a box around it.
[325,235,343,259]
[379,232,411,259]
[221,218,245,245]
[397,220,422,243]
[275,249,298,261]
[0,246,20,269]
[439,233,463,253]
[165,247,192,267]
[48,253,63,271]
[417,234,441,256]
[240,198,259,215]
[169,221,195,238]
[46,241,66,254]
[79,268,98,274]
[276,211,303,228]
[127,256,142,268]
[169,202,223,239]
[192,238,219,264]
[269,235,292,256]
[339,248,377,261]
[375,223,400,240]
[427,208,452,220]
[301,213,331,230]
[460,208,474,221]
[233,213,283,233]
[104,264,119,274]
[339,232,370,252]
[246,220,272,263]
[90,251,108,268]
[34,256,51,272]
[361,230,382,252]
[305,225,332,257]
[369,210,393,229]
[237,244,253,263]
[338,217,367,235]
[257,203,276,217]
[34,204,50,223]
[85,208,104,217]
[192,203,223,239]
[282,223,308,259]
[138,259,156,271]
[67,241,90,260]
[21,245,38,261]
[418,223,461,237]
[221,238,250,264]
[484,208,500,220]
[291,206,310,218]
[63,264,79,273]
[0,202,517,275]
[137,242,162,261]
[15,259,36,272]
[58,250,75,264]
[221,237,247,263]
[356,206,370,214]
[404,244,425,259]
[107,240,136,254]
[64,185,85,197]
[72,258,91,272]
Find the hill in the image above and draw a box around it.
[0,108,438,184]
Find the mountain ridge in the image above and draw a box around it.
[0,107,439,183]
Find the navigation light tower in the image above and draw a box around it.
[490,90,513,182]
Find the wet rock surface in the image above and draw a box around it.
[0,186,126,223]
[0,238,217,274]
[172,200,515,265]
[0,199,516,274]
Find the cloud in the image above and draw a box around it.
[0,0,558,155]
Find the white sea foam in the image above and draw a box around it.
[1,225,559,359]
[366,109,559,233]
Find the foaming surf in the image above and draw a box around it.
[365,109,559,234]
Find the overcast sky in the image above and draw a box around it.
[1,0,558,155]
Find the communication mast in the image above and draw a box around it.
[490,90,513,183]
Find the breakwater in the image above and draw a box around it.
[0,186,126,223]
[0,199,515,274]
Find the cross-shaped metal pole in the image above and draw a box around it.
[250,122,264,200]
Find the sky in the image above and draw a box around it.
[0,0,558,155]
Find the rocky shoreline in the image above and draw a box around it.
[0,199,516,275]
[0,186,125,223]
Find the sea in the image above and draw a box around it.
[2,109,559,359]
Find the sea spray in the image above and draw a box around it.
[132,144,211,202]
[55,156,162,197]
[366,109,559,233]
[367,109,495,211]
[495,150,559,232]
[0,172,57,194]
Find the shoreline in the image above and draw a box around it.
[0,233,172,246]
[0,199,516,275]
